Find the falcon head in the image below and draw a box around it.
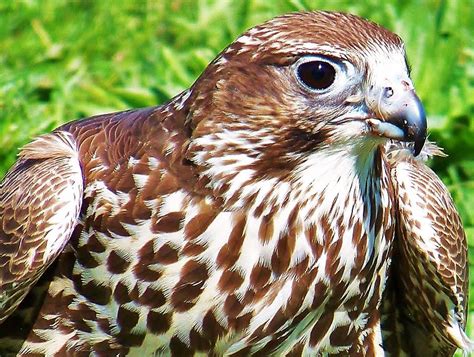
[186,11,427,186]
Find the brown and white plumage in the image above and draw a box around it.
[382,142,472,356]
[0,10,470,356]
[0,133,83,324]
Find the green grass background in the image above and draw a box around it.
[1,0,473,350]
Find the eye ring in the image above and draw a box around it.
[295,59,337,92]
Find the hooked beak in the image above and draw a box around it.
[367,85,427,156]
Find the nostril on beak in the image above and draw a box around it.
[384,87,394,99]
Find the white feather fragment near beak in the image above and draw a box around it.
[366,118,405,140]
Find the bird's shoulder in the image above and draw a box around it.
[58,92,204,198]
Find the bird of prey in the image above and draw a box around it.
[0,10,471,356]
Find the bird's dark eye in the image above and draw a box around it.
[297,61,336,91]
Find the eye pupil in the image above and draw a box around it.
[297,60,336,90]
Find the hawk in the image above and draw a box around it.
[0,10,471,356]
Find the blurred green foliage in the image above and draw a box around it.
[0,0,473,348]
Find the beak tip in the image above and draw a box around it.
[413,136,426,156]
[393,90,427,157]
[409,101,427,157]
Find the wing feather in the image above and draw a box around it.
[386,145,472,355]
[0,131,83,323]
